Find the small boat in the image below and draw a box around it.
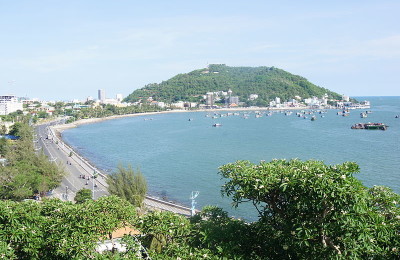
[351,123,388,130]
[188,118,193,121]
[360,112,367,118]
[212,123,222,127]
[311,116,317,121]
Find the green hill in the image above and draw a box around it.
[124,64,342,106]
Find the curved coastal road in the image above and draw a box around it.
[35,120,193,216]
[35,122,108,201]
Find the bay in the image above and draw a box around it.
[63,96,400,220]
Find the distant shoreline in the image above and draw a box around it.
[52,106,314,132]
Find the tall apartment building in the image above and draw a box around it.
[98,89,106,102]
[228,96,239,105]
[0,95,23,115]
[206,92,214,106]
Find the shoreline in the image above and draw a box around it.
[52,106,322,132]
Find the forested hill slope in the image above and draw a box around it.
[124,64,342,105]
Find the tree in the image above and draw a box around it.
[0,196,137,259]
[74,188,92,203]
[219,159,400,259]
[0,123,64,200]
[190,205,258,259]
[135,210,218,259]
[37,111,48,119]
[0,124,7,135]
[107,164,147,208]
[0,138,7,157]
[8,122,32,141]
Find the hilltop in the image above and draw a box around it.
[124,64,342,106]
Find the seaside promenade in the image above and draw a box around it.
[36,118,193,216]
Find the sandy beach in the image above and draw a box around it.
[52,110,188,132]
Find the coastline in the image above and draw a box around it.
[52,106,316,132]
[52,110,188,132]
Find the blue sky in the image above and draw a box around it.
[1,0,399,100]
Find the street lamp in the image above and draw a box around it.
[92,171,98,199]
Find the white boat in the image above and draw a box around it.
[212,123,222,127]
[360,112,367,118]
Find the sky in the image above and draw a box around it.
[1,0,399,101]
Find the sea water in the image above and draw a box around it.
[63,96,400,220]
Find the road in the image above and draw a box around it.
[35,119,194,216]
[35,122,108,201]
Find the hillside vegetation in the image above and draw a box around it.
[124,64,342,105]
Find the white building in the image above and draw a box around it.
[342,95,350,102]
[275,97,281,104]
[155,101,166,108]
[116,94,123,103]
[0,95,23,115]
[171,101,185,109]
[249,94,258,101]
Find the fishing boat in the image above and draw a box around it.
[351,123,388,130]
[360,112,367,118]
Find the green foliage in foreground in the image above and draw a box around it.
[129,160,399,259]
[124,64,342,105]
[107,165,147,208]
[0,159,398,259]
[0,196,136,259]
[219,159,400,259]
